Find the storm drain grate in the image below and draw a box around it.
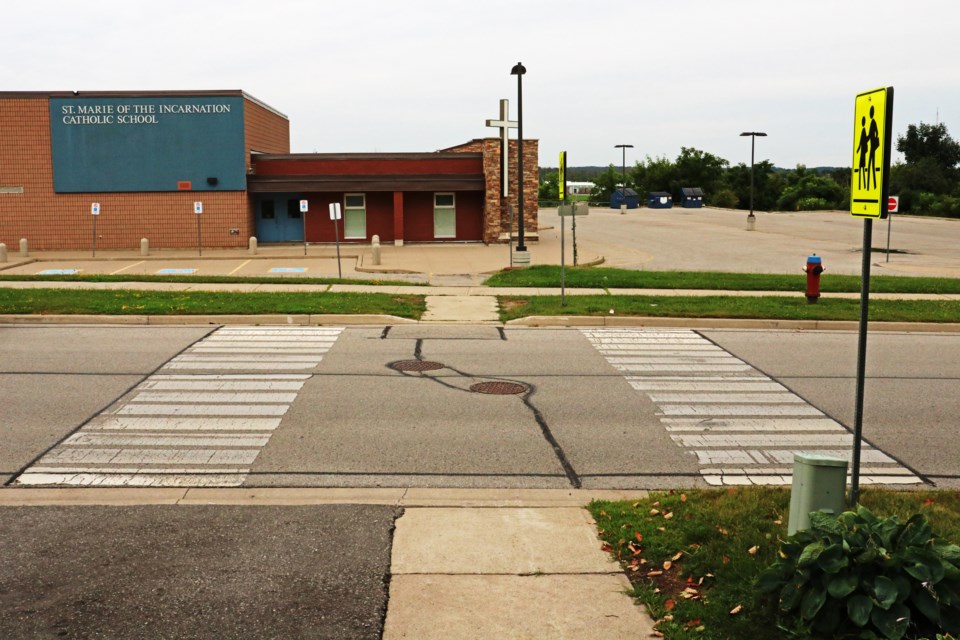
[470,381,528,395]
[390,360,445,372]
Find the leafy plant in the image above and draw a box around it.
[757,506,960,639]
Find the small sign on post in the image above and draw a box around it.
[91,202,100,257]
[194,201,203,256]
[329,202,342,278]
[300,199,309,255]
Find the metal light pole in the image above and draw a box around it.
[511,62,527,253]
[740,132,767,231]
[614,144,633,214]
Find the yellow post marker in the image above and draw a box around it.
[850,87,893,219]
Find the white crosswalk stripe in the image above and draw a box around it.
[582,328,920,486]
[16,327,344,488]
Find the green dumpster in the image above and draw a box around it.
[787,452,849,535]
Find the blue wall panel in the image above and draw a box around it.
[50,96,245,192]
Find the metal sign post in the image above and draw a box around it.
[849,86,894,505]
[559,151,567,305]
[300,199,309,256]
[194,201,203,256]
[329,202,342,279]
[91,202,100,257]
[885,196,898,262]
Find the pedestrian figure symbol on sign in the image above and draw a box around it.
[867,106,880,190]
[855,117,869,190]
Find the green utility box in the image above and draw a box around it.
[788,452,849,535]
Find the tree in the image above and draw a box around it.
[674,147,729,201]
[896,122,960,174]
[630,155,676,199]
[723,160,780,211]
[590,165,624,203]
[538,171,559,202]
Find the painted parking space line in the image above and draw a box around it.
[228,259,251,275]
[110,261,145,275]
[582,328,921,487]
[16,326,345,487]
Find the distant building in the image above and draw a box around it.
[566,181,595,196]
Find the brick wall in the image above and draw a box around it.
[447,137,539,244]
[0,94,289,250]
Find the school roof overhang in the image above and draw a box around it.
[247,174,486,193]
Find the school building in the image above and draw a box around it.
[0,90,538,250]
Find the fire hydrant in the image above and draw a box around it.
[803,254,824,304]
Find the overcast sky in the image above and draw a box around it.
[5,0,957,169]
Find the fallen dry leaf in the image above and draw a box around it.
[773,519,783,525]
[680,493,687,502]
[635,532,644,543]
[650,508,661,516]
[647,570,663,577]
[663,512,674,520]
[601,544,612,552]
[652,501,661,507]
[664,599,676,611]
[748,545,759,555]
[716,526,729,535]
[730,604,743,615]
[672,551,684,561]
[662,561,673,571]
[657,527,666,532]
[722,555,730,565]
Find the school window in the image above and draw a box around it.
[433,193,456,239]
[286,199,301,219]
[344,193,366,239]
[261,199,275,219]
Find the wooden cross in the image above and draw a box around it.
[486,99,517,198]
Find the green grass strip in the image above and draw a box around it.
[484,265,960,294]
[0,274,422,287]
[590,488,960,640]
[498,294,960,323]
[0,288,426,319]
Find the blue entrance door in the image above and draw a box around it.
[256,196,305,242]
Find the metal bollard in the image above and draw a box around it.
[0,243,7,263]
[248,236,258,255]
[371,234,381,265]
[140,238,150,256]
[19,238,28,257]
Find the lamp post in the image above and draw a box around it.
[511,62,527,254]
[740,132,767,231]
[614,144,633,214]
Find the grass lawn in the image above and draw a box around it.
[0,288,426,318]
[498,295,960,324]
[0,274,421,286]
[485,265,960,294]
[590,488,960,640]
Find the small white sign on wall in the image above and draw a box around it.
[194,202,203,214]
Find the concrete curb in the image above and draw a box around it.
[506,315,960,332]
[0,314,417,326]
[0,487,649,507]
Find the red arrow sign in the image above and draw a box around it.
[887,196,899,213]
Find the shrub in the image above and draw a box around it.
[797,197,832,211]
[757,506,960,639]
[710,188,740,209]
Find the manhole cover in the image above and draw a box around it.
[470,381,527,395]
[390,360,445,372]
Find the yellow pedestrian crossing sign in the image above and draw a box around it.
[851,86,894,219]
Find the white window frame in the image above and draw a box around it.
[433,192,456,239]
[343,193,366,239]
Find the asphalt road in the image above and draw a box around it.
[0,504,397,640]
[2,324,957,490]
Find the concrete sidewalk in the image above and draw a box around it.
[2,487,654,639]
